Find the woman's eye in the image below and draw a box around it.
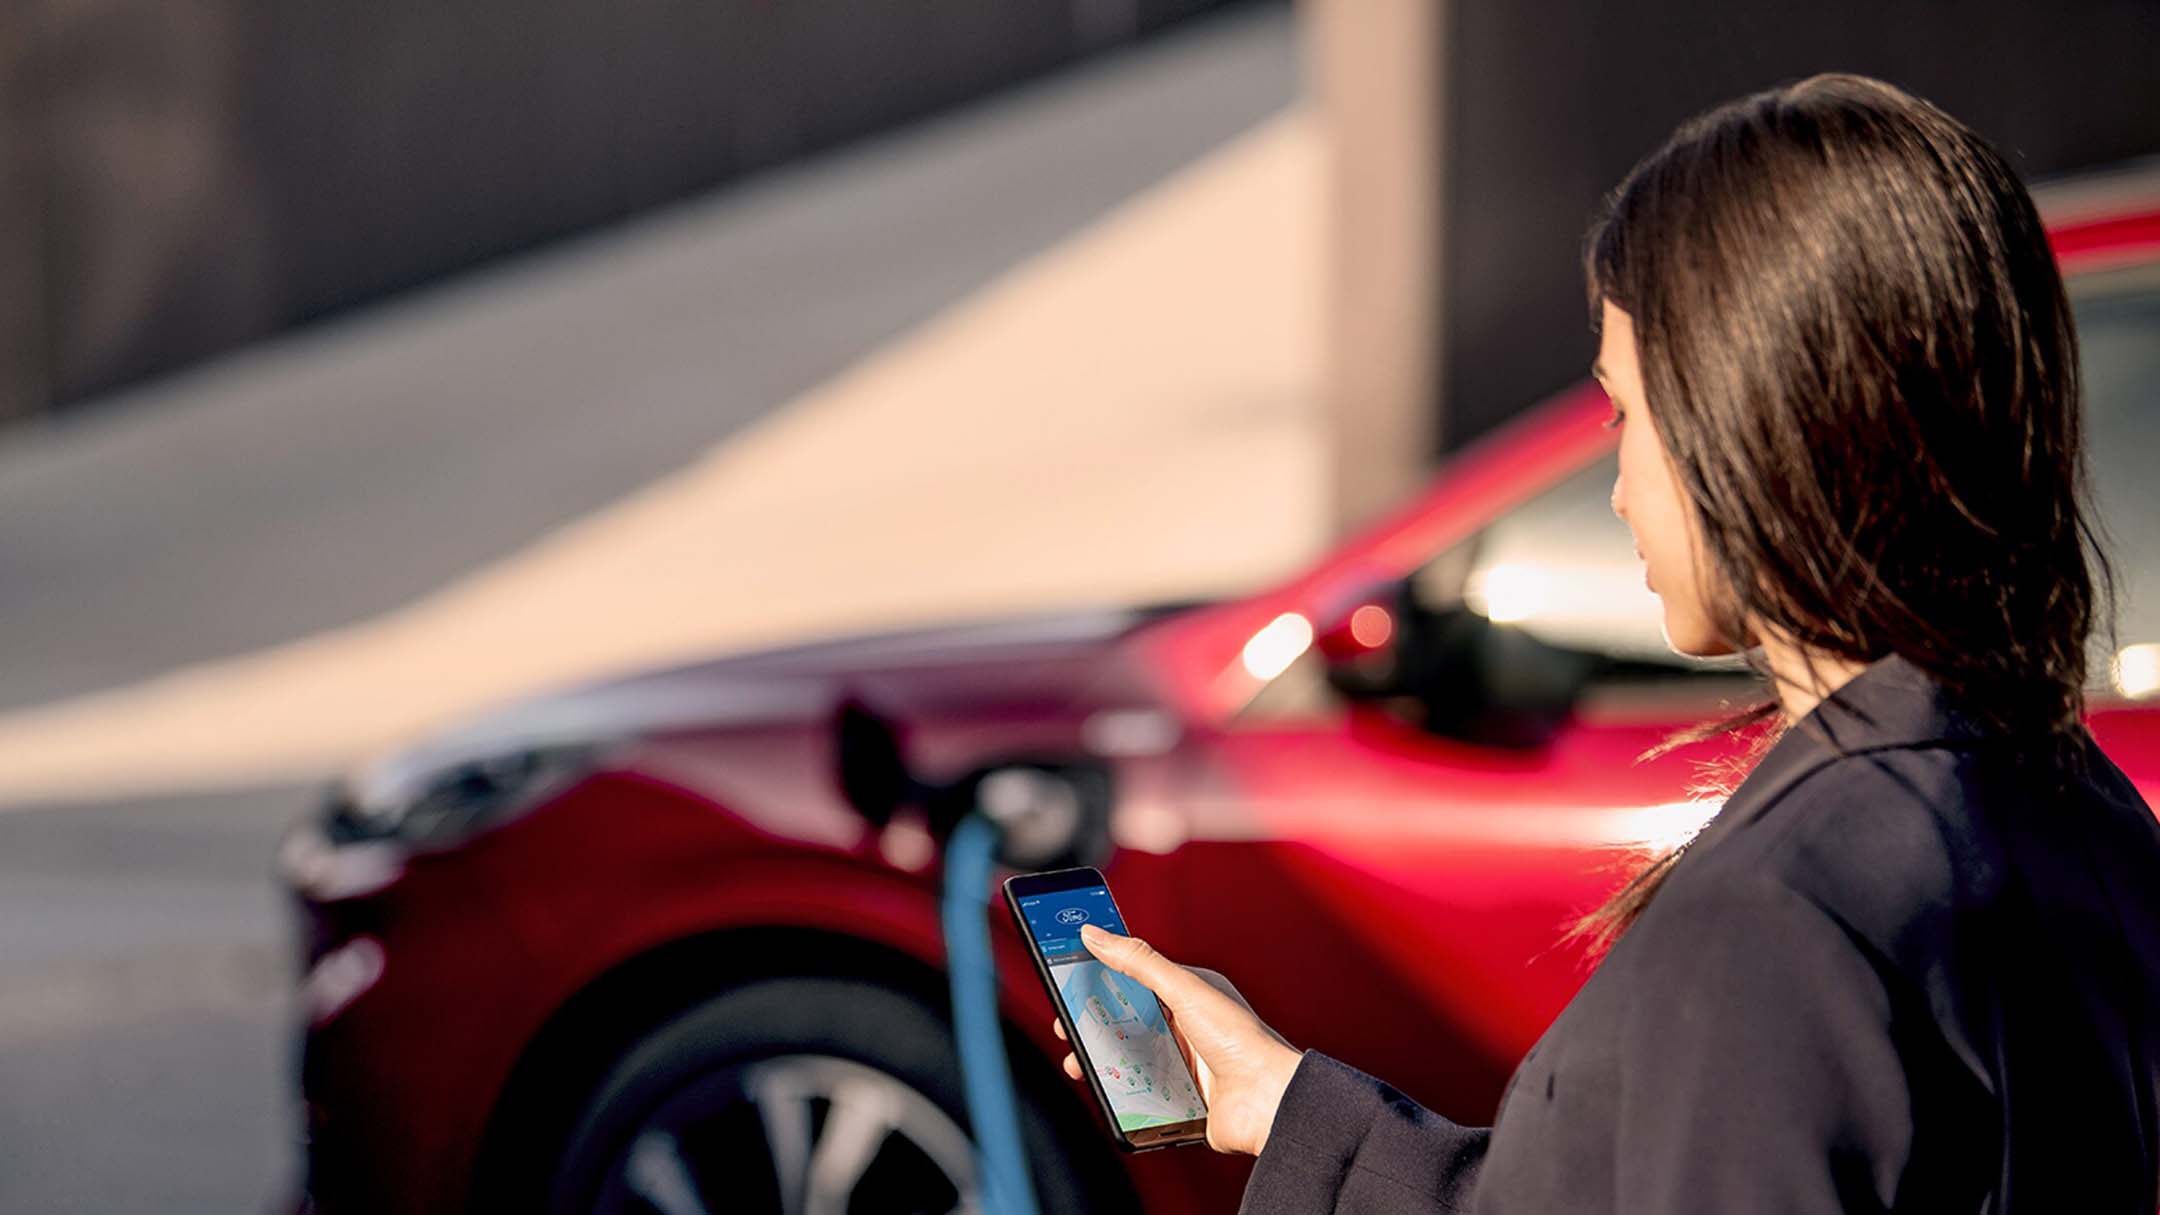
[1602,406,1625,431]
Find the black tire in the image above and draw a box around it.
[544,976,1126,1215]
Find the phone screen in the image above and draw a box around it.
[1013,883,1208,1134]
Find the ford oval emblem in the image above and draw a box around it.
[1055,907,1088,926]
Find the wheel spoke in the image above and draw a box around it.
[804,1075,902,1215]
[747,1069,814,1215]
[657,1053,980,1215]
[624,1130,712,1215]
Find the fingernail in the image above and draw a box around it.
[1080,924,1108,942]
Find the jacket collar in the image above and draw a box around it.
[1683,651,1988,857]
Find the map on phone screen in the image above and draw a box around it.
[1017,885,1207,1131]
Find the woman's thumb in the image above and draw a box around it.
[1081,924,1189,1000]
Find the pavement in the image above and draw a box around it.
[0,6,1311,1211]
[0,787,304,1214]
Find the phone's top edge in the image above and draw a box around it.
[1004,865,1107,888]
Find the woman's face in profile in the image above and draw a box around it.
[1596,300,1735,658]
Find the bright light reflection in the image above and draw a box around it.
[1468,562,1543,623]
[1594,799,1723,853]
[1241,612,1314,681]
[303,937,386,1027]
[2112,644,2160,699]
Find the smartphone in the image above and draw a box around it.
[1002,866,1209,1151]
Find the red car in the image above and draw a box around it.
[280,175,2160,1214]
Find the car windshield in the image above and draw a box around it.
[2078,264,2160,680]
[1429,258,2160,691]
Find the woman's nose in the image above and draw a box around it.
[1610,475,1626,520]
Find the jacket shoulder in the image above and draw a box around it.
[1680,744,2010,980]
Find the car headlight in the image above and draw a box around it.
[327,739,610,852]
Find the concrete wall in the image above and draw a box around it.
[2,0,1227,421]
[1439,0,2160,451]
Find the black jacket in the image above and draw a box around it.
[1240,653,2160,1214]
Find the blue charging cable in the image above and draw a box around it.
[941,813,1044,1215]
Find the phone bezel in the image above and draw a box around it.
[1002,865,1209,1152]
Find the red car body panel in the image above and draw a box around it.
[287,198,2160,1213]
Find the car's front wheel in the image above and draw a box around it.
[544,976,1119,1215]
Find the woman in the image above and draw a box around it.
[1056,74,2160,1212]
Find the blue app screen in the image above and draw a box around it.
[1017,884,1206,1132]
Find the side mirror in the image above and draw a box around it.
[1313,590,1407,698]
[1319,587,1602,749]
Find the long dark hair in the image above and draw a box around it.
[1559,73,2116,960]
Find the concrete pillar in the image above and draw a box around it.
[1303,0,1448,537]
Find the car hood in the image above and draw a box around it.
[345,602,1197,810]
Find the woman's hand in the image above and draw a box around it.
[1051,923,1303,1156]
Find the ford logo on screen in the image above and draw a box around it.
[1055,908,1088,926]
